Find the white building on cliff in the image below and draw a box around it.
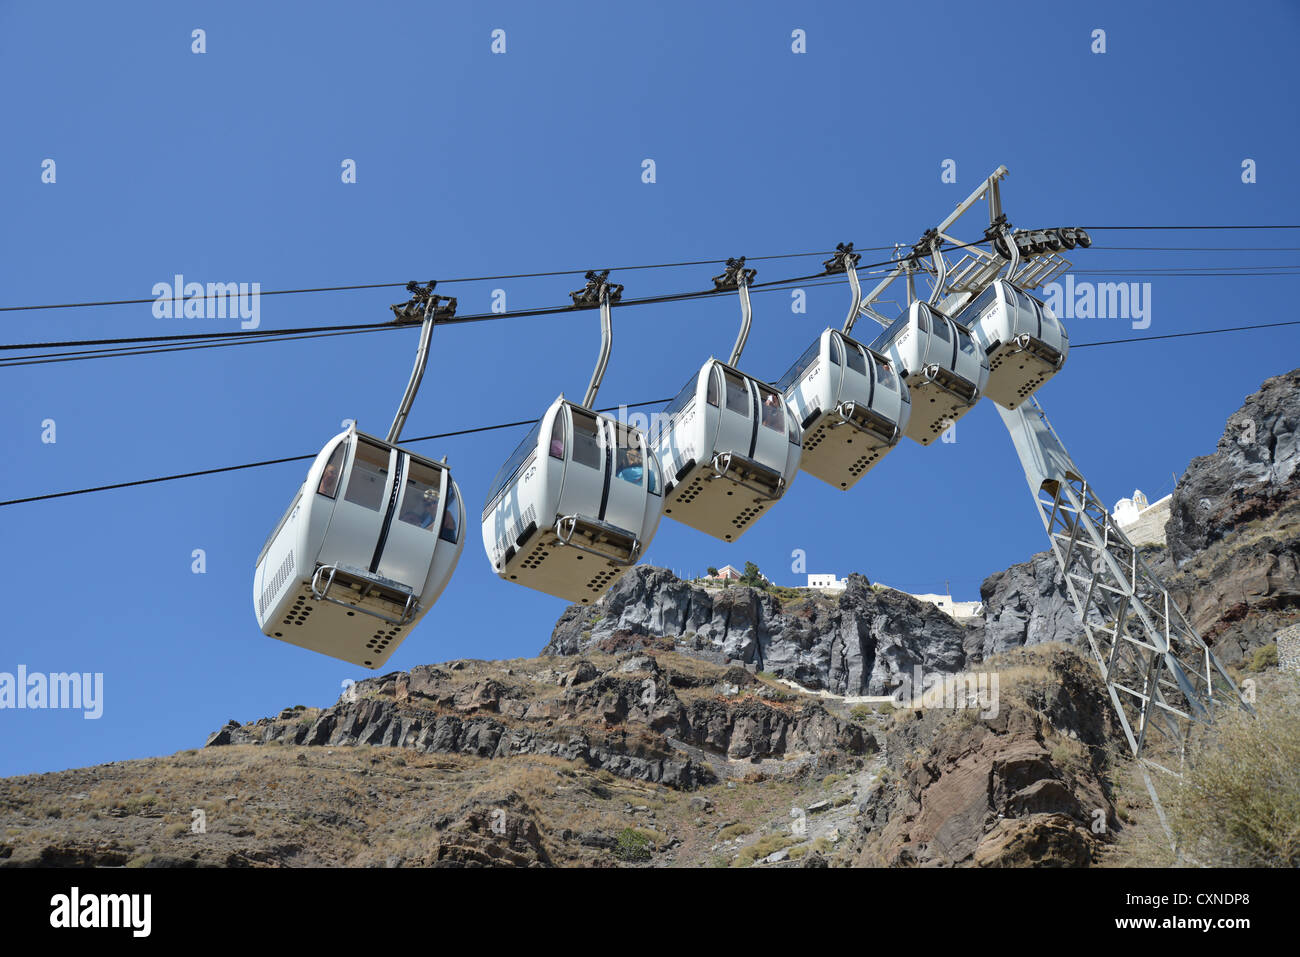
[806,573,847,592]
[806,575,981,622]
[1112,488,1172,547]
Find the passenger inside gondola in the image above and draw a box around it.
[400,488,439,529]
[617,447,644,485]
[549,415,565,459]
[762,393,782,428]
[318,462,341,497]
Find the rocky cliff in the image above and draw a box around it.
[1160,369,1300,661]
[543,569,969,695]
[975,551,1085,657]
[207,653,873,789]
[0,651,879,868]
[849,645,1120,867]
[1167,369,1300,562]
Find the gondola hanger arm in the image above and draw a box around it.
[570,270,622,409]
[826,242,864,337]
[387,281,457,444]
[712,257,756,367]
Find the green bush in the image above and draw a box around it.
[613,828,652,862]
[1249,643,1278,671]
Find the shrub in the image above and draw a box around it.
[613,828,652,862]
[733,833,796,867]
[1249,643,1278,671]
[717,821,753,841]
[1170,695,1300,866]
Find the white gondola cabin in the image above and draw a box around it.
[481,396,664,604]
[254,425,466,669]
[777,328,912,490]
[870,301,990,446]
[955,279,1068,409]
[653,359,802,541]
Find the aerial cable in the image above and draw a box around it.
[2,259,1296,368]
[2,225,1296,316]
[0,398,674,507]
[3,316,1300,509]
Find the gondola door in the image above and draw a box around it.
[751,381,789,471]
[715,365,754,463]
[316,434,400,578]
[556,405,606,524]
[375,454,445,590]
[604,420,651,535]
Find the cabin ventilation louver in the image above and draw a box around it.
[259,550,295,618]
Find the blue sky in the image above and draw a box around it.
[1,1,1297,777]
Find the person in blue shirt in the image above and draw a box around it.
[617,447,657,492]
[617,448,644,485]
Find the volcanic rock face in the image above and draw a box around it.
[1167,369,1300,563]
[975,551,1086,658]
[204,653,873,786]
[1160,369,1300,660]
[543,569,969,695]
[851,646,1118,867]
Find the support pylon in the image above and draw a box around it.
[999,397,1254,842]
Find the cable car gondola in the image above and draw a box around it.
[254,427,465,669]
[481,273,664,603]
[777,245,912,490]
[955,273,1068,410]
[253,285,465,669]
[867,240,989,445]
[652,259,802,541]
[870,300,988,445]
